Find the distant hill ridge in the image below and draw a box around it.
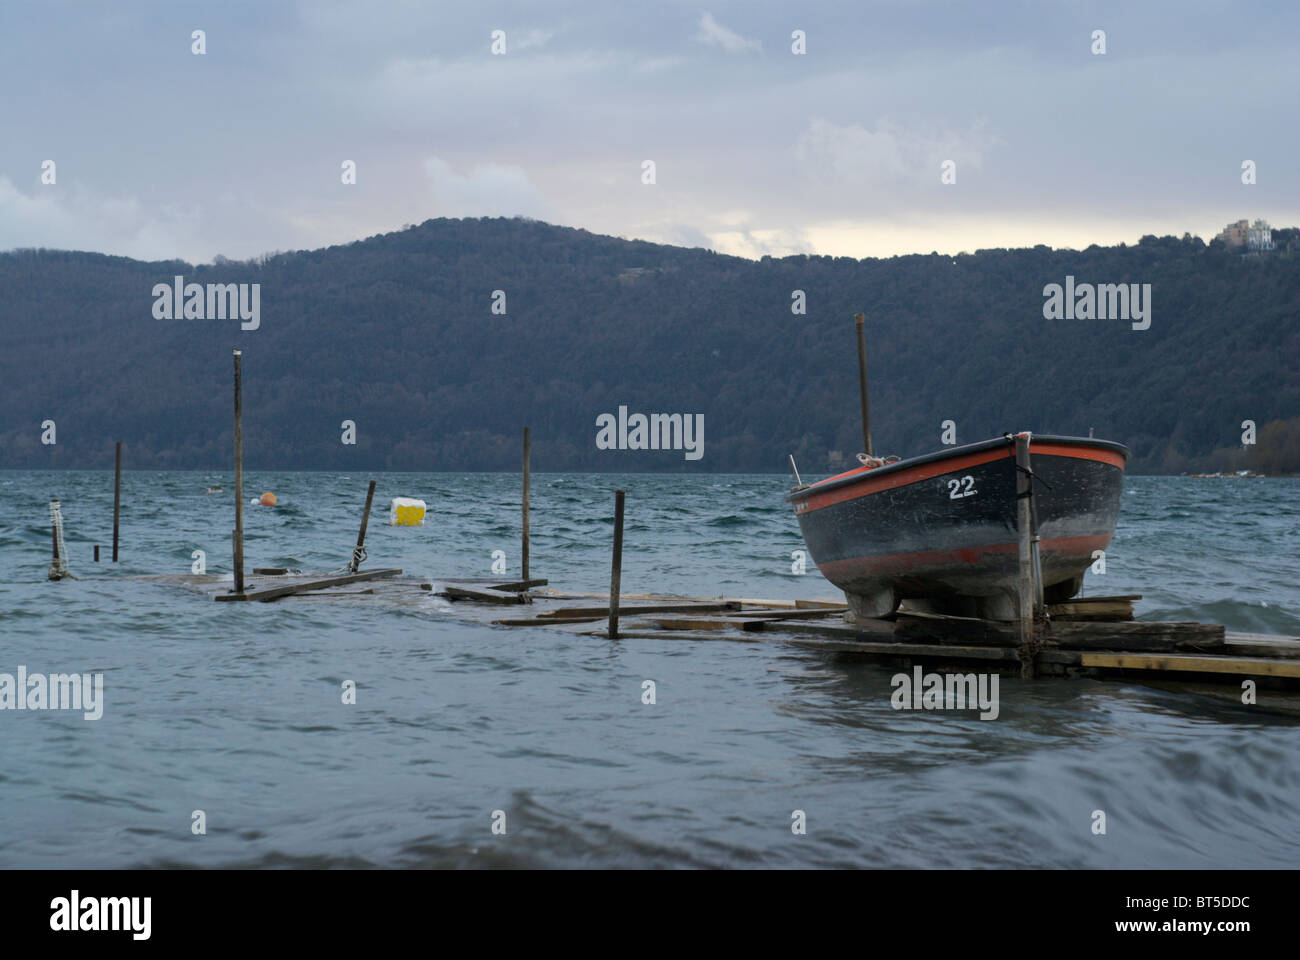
[2,217,1298,475]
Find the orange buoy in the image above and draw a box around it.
[259,492,278,506]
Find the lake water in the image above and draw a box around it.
[1,471,1297,868]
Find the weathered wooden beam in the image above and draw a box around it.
[892,613,1226,653]
[487,578,549,592]
[215,568,402,602]
[1079,652,1300,679]
[441,584,529,604]
[1047,595,1137,621]
[1046,620,1225,652]
[287,588,376,597]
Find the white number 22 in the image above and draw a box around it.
[947,475,977,499]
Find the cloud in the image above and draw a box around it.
[422,157,549,219]
[794,117,994,187]
[708,228,814,259]
[0,176,200,261]
[512,29,554,51]
[693,12,761,54]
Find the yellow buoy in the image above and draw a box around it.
[390,497,426,526]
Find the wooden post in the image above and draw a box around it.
[608,489,625,639]
[112,441,122,562]
[522,426,531,582]
[232,350,245,595]
[1014,432,1039,677]
[854,313,872,458]
[48,499,67,581]
[94,545,99,562]
[349,480,377,573]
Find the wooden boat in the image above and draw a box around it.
[787,434,1128,621]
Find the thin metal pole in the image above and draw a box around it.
[608,489,625,639]
[112,441,122,562]
[232,350,245,595]
[854,313,872,457]
[522,426,531,582]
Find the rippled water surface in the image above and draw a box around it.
[1,471,1297,868]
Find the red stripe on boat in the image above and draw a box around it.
[817,533,1112,577]
[796,442,1125,513]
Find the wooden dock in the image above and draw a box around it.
[118,351,1300,703]
[141,571,1300,692]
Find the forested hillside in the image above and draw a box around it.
[2,217,1298,474]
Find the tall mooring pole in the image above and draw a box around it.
[232,350,245,595]
[854,313,873,458]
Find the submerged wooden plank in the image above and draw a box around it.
[890,614,1226,653]
[774,619,899,641]
[582,630,767,644]
[491,615,605,626]
[1080,652,1300,679]
[785,637,1020,661]
[540,601,742,618]
[644,617,738,631]
[732,607,849,620]
[288,588,376,597]
[213,568,403,602]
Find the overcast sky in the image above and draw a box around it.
[1,0,1296,263]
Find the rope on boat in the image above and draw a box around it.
[856,453,900,469]
[1002,432,1053,493]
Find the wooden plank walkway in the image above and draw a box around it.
[137,571,1300,689]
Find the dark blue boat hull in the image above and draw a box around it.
[788,435,1128,618]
